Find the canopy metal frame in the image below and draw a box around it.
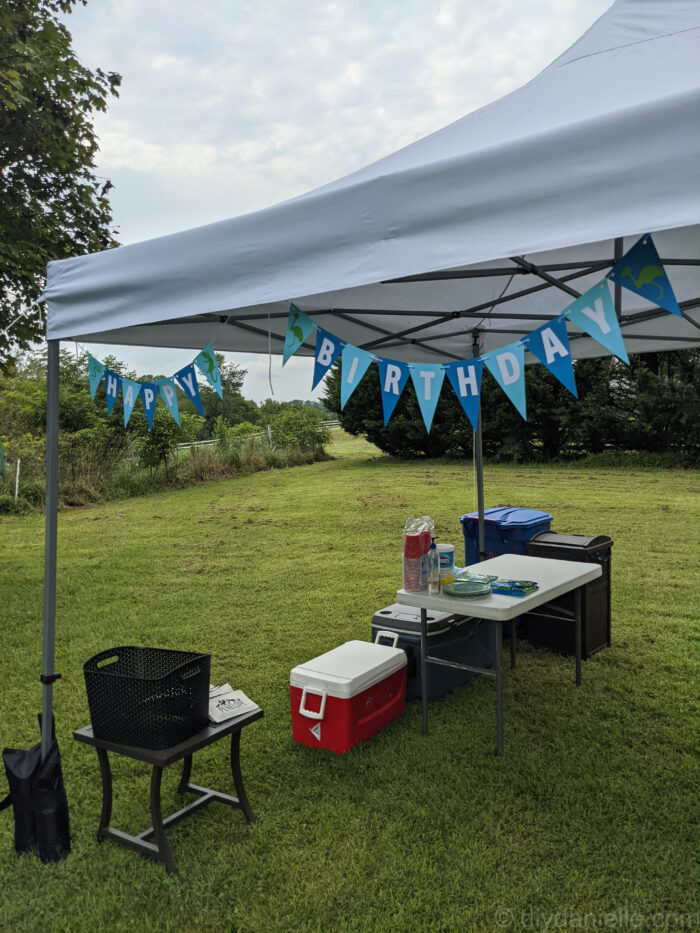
[40,243,700,758]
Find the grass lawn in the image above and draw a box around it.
[0,432,698,932]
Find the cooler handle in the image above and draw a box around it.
[299,686,327,721]
[374,630,399,648]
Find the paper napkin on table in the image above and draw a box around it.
[208,683,260,723]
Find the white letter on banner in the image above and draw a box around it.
[123,382,137,407]
[578,298,610,335]
[457,365,478,397]
[180,370,195,394]
[143,387,155,408]
[317,337,336,367]
[542,328,569,364]
[384,364,401,395]
[418,369,435,400]
[345,356,359,384]
[161,383,175,406]
[496,352,520,386]
[106,373,118,397]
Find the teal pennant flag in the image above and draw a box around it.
[410,363,445,433]
[340,345,374,409]
[103,369,122,416]
[87,354,106,399]
[525,317,578,397]
[608,233,682,317]
[283,304,317,365]
[564,281,629,364]
[483,342,527,420]
[121,378,141,426]
[158,378,180,425]
[444,359,483,431]
[195,343,222,397]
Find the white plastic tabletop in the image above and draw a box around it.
[396,554,601,621]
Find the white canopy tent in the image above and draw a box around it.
[38,0,700,756]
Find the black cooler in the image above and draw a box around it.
[524,532,612,658]
[371,604,496,701]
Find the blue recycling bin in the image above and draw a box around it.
[460,506,553,566]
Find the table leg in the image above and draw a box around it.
[178,755,193,794]
[149,766,177,874]
[495,620,503,757]
[95,747,112,842]
[420,607,428,736]
[510,620,517,670]
[230,731,256,823]
[574,586,582,686]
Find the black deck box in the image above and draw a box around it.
[523,532,612,658]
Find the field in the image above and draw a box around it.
[0,432,698,932]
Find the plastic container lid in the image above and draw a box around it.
[290,640,407,699]
[460,507,553,528]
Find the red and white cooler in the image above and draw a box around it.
[290,639,407,754]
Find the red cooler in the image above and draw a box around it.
[290,640,407,754]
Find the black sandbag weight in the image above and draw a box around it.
[1,718,71,863]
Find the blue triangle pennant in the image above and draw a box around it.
[87,354,106,400]
[483,343,527,420]
[377,358,411,426]
[410,363,445,433]
[340,345,374,409]
[194,343,222,398]
[312,328,343,390]
[444,360,483,431]
[174,363,205,415]
[121,378,142,426]
[283,304,317,365]
[103,369,122,416]
[158,378,181,425]
[564,281,629,364]
[525,317,578,398]
[608,234,682,317]
[140,382,159,431]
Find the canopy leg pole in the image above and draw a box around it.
[472,332,485,562]
[41,339,60,760]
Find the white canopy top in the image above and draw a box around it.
[44,0,700,362]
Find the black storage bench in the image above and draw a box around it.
[74,708,263,875]
[523,532,612,658]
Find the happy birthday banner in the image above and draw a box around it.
[87,343,222,430]
[284,234,682,431]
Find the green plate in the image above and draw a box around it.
[441,581,492,599]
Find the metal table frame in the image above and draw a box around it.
[74,708,263,874]
[397,554,601,756]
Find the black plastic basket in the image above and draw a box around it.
[83,647,210,750]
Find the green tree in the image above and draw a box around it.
[197,356,258,438]
[0,0,121,368]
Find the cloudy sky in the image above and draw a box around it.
[67,0,611,402]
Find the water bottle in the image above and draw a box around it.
[427,538,440,595]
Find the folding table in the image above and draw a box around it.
[397,553,602,755]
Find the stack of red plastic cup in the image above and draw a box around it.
[403,533,426,592]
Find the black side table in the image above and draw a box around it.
[74,708,263,874]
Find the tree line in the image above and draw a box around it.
[0,349,331,511]
[323,351,699,465]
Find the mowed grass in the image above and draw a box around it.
[0,432,698,933]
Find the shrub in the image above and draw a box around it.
[0,494,31,515]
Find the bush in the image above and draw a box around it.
[269,407,330,456]
[0,494,31,515]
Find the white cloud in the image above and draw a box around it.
[65,0,611,399]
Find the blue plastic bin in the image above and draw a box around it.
[460,506,553,566]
